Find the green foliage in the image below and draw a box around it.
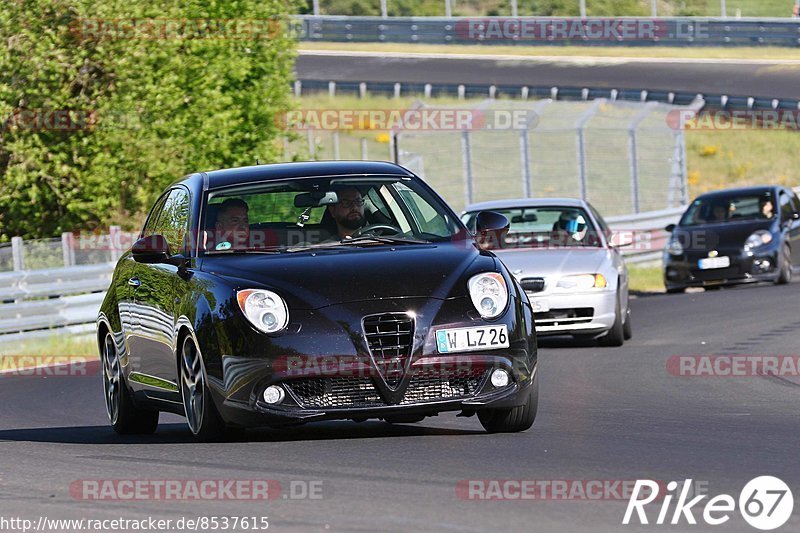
[0,0,300,240]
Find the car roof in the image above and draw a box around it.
[462,197,588,213]
[195,161,414,191]
[694,185,779,201]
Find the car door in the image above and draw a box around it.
[120,194,167,360]
[128,187,191,392]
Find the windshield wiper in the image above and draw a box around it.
[205,247,282,255]
[340,235,431,245]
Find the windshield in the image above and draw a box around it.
[203,176,463,253]
[461,206,602,248]
[679,192,775,226]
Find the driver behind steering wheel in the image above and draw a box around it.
[327,187,367,239]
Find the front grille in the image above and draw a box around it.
[535,307,594,326]
[401,367,487,404]
[521,277,546,293]
[285,367,488,409]
[362,313,414,387]
[286,377,384,409]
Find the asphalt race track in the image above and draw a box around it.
[2,282,799,532]
[296,51,800,100]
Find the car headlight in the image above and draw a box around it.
[666,238,684,256]
[468,272,509,319]
[744,230,772,251]
[557,274,607,290]
[236,289,289,334]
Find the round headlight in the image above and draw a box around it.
[237,289,289,334]
[666,238,684,256]
[468,272,509,319]
[744,230,772,251]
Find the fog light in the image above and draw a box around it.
[263,385,285,404]
[490,369,510,388]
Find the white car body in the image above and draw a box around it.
[463,198,630,339]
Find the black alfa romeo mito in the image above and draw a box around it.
[97,161,538,440]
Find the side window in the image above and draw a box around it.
[393,183,450,237]
[141,194,169,238]
[154,188,191,254]
[588,203,612,239]
[790,193,800,215]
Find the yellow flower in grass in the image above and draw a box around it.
[688,171,701,185]
[376,133,391,144]
[699,145,719,157]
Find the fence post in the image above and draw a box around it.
[575,99,603,201]
[461,130,474,208]
[627,102,657,214]
[720,0,727,17]
[445,0,452,18]
[313,0,320,16]
[651,0,657,17]
[380,0,388,18]
[519,129,531,198]
[61,232,76,267]
[511,0,518,17]
[307,129,316,158]
[333,131,341,159]
[579,0,586,17]
[11,236,24,271]
[109,226,122,263]
[360,137,368,160]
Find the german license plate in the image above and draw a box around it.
[698,256,730,270]
[529,298,550,313]
[436,325,509,353]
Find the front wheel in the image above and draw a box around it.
[776,244,792,285]
[478,371,538,433]
[622,303,632,340]
[598,297,625,347]
[101,332,159,435]
[180,336,240,442]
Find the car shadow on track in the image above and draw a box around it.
[0,420,485,445]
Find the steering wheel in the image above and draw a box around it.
[351,224,402,238]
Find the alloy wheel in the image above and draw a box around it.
[102,333,121,424]
[180,336,205,435]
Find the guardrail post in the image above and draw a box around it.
[457,85,465,100]
[328,81,336,98]
[424,84,432,99]
[511,0,518,17]
[109,226,122,263]
[307,129,316,158]
[293,80,302,97]
[313,0,320,16]
[445,0,452,18]
[11,236,24,272]
[579,0,586,18]
[380,0,388,18]
[359,82,367,98]
[61,232,76,267]
[461,130,474,207]
[650,0,657,17]
[360,137,368,160]
[394,83,401,99]
[720,0,727,18]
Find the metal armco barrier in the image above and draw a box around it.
[297,16,800,47]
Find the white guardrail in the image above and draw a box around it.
[0,209,682,342]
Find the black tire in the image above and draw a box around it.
[101,332,159,435]
[776,244,792,285]
[666,287,686,294]
[179,335,241,442]
[622,302,632,341]
[478,371,538,433]
[599,297,625,347]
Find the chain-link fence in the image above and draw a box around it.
[394,98,692,216]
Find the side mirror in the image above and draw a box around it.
[665,224,676,233]
[475,211,510,250]
[132,234,170,264]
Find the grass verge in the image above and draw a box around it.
[1,334,98,357]
[628,264,665,294]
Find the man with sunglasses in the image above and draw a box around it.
[327,187,367,239]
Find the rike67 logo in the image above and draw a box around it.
[623,477,794,530]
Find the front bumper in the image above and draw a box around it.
[220,360,534,426]
[664,246,780,289]
[526,289,617,336]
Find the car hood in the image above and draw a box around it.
[674,219,775,252]
[491,248,610,279]
[200,242,491,310]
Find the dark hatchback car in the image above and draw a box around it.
[663,186,800,293]
[97,161,537,440]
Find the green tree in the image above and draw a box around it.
[0,0,300,240]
